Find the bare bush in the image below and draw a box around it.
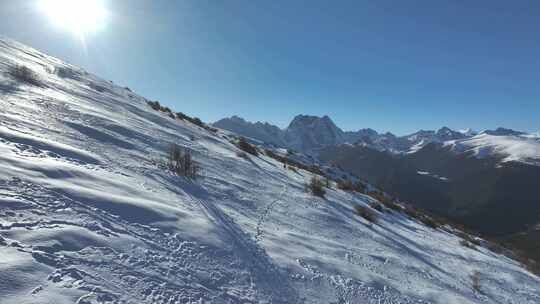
[236,151,249,159]
[471,271,481,293]
[420,215,439,229]
[147,100,162,111]
[237,137,259,156]
[457,232,481,247]
[368,201,384,213]
[354,181,366,193]
[337,179,354,191]
[354,205,377,223]
[307,176,326,198]
[166,144,199,179]
[55,66,82,80]
[460,239,476,249]
[8,65,42,86]
[324,177,332,188]
[367,191,402,211]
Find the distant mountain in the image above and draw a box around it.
[214,114,353,153]
[283,115,346,152]
[458,128,477,137]
[482,127,526,136]
[212,115,287,147]
[214,115,539,165]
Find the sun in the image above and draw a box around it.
[38,0,108,36]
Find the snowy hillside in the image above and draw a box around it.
[1,37,540,304]
[445,132,540,165]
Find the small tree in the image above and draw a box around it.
[308,176,326,198]
[167,144,199,179]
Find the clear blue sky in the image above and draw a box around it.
[1,0,539,135]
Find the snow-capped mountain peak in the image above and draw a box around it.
[458,128,477,136]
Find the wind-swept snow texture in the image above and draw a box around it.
[1,37,539,304]
[446,133,540,166]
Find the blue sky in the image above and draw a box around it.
[1,0,539,135]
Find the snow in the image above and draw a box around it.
[458,128,477,137]
[1,37,539,303]
[417,171,449,181]
[446,133,540,165]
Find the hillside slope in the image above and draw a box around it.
[320,143,540,235]
[1,38,539,303]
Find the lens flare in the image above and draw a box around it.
[38,0,108,36]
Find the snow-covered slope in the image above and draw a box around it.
[446,132,540,165]
[1,38,539,303]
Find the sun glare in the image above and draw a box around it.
[38,0,108,36]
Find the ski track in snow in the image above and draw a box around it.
[0,37,539,303]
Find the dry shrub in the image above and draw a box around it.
[337,179,354,191]
[237,137,259,156]
[288,166,298,173]
[236,151,249,159]
[470,271,481,293]
[167,144,199,179]
[367,191,402,211]
[354,205,377,223]
[324,177,332,188]
[368,201,384,213]
[307,176,326,198]
[55,66,82,80]
[8,65,42,86]
[460,239,476,249]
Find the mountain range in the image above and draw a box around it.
[213,115,540,165]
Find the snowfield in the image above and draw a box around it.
[445,133,540,165]
[1,37,539,304]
